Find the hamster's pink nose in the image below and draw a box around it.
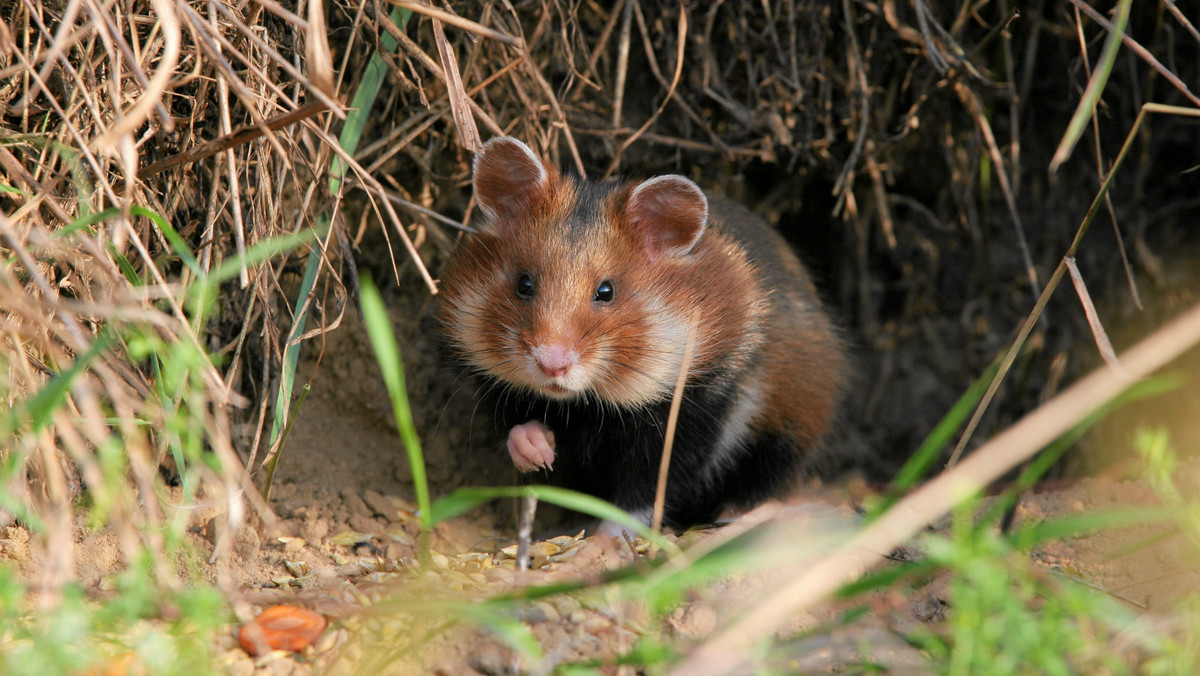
[532,345,577,378]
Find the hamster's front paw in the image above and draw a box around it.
[507,420,556,472]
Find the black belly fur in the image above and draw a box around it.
[492,375,801,530]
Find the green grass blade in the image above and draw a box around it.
[53,206,118,241]
[267,230,324,451]
[149,351,191,499]
[262,384,311,500]
[455,605,545,663]
[0,132,95,217]
[430,485,669,547]
[129,206,202,277]
[7,207,166,281]
[836,559,940,599]
[0,183,31,198]
[187,226,322,329]
[5,332,112,436]
[1013,506,1170,546]
[1050,0,1132,169]
[0,454,45,532]
[868,357,1001,519]
[105,243,141,286]
[205,226,323,287]
[896,357,1001,488]
[481,564,655,605]
[982,373,1184,525]
[0,331,112,531]
[6,206,191,287]
[360,277,431,540]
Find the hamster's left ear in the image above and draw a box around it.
[626,175,708,258]
[473,137,554,232]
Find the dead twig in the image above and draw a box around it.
[1065,256,1125,376]
[388,1,521,46]
[137,103,329,179]
[430,15,483,152]
[601,5,688,179]
[947,102,1200,468]
[651,311,699,537]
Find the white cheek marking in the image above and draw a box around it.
[447,286,536,391]
[555,361,593,394]
[703,379,765,483]
[447,286,489,356]
[602,295,690,406]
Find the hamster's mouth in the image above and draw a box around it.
[532,378,587,401]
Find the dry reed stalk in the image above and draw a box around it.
[0,0,353,601]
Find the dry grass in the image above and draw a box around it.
[1,0,1199,670]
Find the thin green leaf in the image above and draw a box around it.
[0,454,45,532]
[455,605,544,662]
[1050,0,1133,170]
[0,183,31,198]
[6,332,112,435]
[53,206,117,241]
[0,132,94,216]
[869,357,1001,519]
[126,206,202,277]
[1013,507,1170,545]
[360,278,431,540]
[265,222,325,473]
[262,384,311,501]
[565,639,677,671]
[104,241,141,286]
[7,207,161,280]
[983,373,1184,525]
[835,559,940,599]
[205,226,322,287]
[430,485,669,547]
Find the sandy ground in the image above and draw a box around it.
[3,274,1199,674]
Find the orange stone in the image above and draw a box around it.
[238,605,328,655]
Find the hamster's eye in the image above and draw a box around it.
[593,279,615,304]
[515,272,536,300]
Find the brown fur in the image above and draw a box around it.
[439,137,846,524]
[440,145,771,409]
[705,198,846,451]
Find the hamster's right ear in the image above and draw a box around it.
[473,137,552,228]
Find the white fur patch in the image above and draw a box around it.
[446,286,489,353]
[703,379,764,483]
[612,295,692,406]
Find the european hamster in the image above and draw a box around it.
[439,137,846,531]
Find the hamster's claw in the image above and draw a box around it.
[507,420,556,472]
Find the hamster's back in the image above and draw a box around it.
[706,197,846,455]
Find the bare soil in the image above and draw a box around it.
[4,273,1198,674]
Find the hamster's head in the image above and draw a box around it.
[440,137,750,409]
